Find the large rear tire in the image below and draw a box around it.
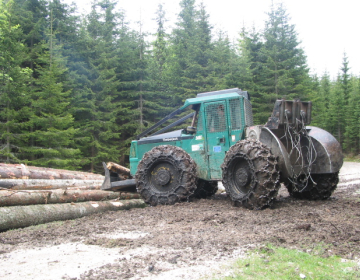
[286,173,339,200]
[135,145,197,206]
[221,140,280,210]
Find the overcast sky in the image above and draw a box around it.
[65,0,360,79]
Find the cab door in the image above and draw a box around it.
[204,101,231,179]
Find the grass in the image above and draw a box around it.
[213,245,359,280]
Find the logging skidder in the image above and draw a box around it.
[102,88,343,210]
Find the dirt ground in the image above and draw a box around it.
[0,162,360,280]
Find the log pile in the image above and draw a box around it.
[0,163,144,231]
[0,163,105,180]
[0,200,146,232]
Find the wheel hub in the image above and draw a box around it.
[235,168,250,188]
[154,169,171,185]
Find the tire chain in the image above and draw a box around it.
[222,139,280,210]
[287,172,339,200]
[284,112,317,193]
[135,145,197,206]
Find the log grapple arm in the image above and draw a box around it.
[101,162,137,191]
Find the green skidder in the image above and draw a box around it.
[102,88,343,210]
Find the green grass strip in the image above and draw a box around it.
[215,245,359,280]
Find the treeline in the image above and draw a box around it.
[0,0,359,173]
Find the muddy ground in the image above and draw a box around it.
[0,162,360,280]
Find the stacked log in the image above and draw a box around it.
[0,189,140,207]
[0,200,146,231]
[0,163,104,180]
[106,162,131,180]
[0,163,144,231]
[0,179,103,190]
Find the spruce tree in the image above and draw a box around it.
[344,77,360,154]
[238,26,267,124]
[0,0,32,163]
[340,53,352,105]
[146,4,174,125]
[71,0,121,172]
[210,31,233,89]
[113,12,153,164]
[18,5,81,169]
[166,0,214,102]
[11,0,47,71]
[318,72,332,130]
[327,75,345,145]
[255,3,310,123]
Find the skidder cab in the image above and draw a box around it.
[102,88,343,209]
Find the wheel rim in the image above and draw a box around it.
[229,156,253,196]
[147,160,178,193]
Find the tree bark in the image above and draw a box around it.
[0,163,104,180]
[106,162,131,178]
[0,179,103,190]
[0,199,146,231]
[0,189,140,207]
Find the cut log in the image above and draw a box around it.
[0,190,141,207]
[106,162,131,179]
[0,199,146,231]
[0,163,104,180]
[0,179,103,190]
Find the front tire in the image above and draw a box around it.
[136,145,197,206]
[221,140,280,210]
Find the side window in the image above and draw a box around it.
[205,103,227,133]
[229,99,242,130]
[197,112,203,132]
[243,98,254,126]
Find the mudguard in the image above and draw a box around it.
[306,126,343,173]
[246,126,293,182]
[246,125,343,182]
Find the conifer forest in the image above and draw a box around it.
[0,0,359,173]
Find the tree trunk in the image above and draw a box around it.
[0,179,103,190]
[0,199,146,232]
[106,162,131,179]
[0,189,140,207]
[0,163,104,180]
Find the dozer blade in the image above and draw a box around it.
[101,162,137,191]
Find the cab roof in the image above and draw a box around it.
[181,87,249,110]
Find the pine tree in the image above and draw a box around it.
[344,77,360,154]
[327,75,345,145]
[166,0,214,102]
[254,3,310,123]
[18,4,81,169]
[317,72,332,130]
[238,26,267,124]
[11,0,47,71]
[307,74,321,127]
[0,0,32,163]
[151,4,168,90]
[70,0,122,172]
[340,53,352,105]
[210,31,233,89]
[146,4,174,124]
[113,13,153,165]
